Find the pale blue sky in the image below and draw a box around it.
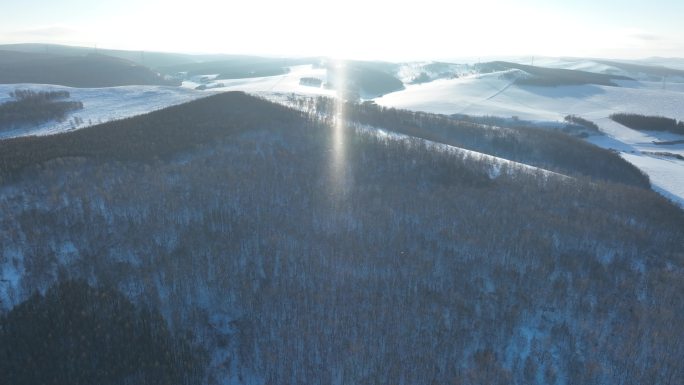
[1,0,683,60]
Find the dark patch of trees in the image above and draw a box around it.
[326,62,405,98]
[452,114,597,137]
[409,72,432,84]
[642,151,684,160]
[610,113,684,135]
[409,63,458,84]
[299,77,322,87]
[0,43,258,70]
[10,89,71,100]
[564,114,599,132]
[653,139,684,145]
[0,89,83,130]
[0,280,205,385]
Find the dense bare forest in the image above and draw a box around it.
[0,92,682,385]
[610,113,684,135]
[0,89,83,131]
[0,50,178,87]
[0,281,205,385]
[307,97,649,187]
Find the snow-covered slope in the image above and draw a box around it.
[0,65,339,141]
[0,84,206,139]
[535,57,684,82]
[182,65,336,97]
[375,72,684,121]
[374,72,684,207]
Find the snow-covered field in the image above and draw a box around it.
[374,71,684,207]
[181,65,336,97]
[374,72,684,121]
[0,65,335,139]
[0,84,207,139]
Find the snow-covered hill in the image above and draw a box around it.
[2,60,682,207]
[0,84,206,139]
[374,71,684,207]
[524,57,684,82]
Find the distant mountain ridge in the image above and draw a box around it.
[0,50,177,87]
[475,61,633,86]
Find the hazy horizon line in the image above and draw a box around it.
[2,41,683,64]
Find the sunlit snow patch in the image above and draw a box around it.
[0,83,207,139]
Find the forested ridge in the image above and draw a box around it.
[0,92,305,181]
[0,50,177,87]
[0,92,682,385]
[475,61,632,87]
[307,97,649,188]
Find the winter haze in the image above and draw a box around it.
[2,0,684,59]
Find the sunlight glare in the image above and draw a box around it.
[329,59,349,201]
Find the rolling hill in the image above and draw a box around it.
[0,50,177,87]
[0,43,229,68]
[475,61,633,86]
[1,92,682,385]
[0,83,206,138]
[374,63,684,206]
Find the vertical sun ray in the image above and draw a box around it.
[329,59,349,203]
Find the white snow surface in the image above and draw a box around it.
[182,65,336,97]
[0,83,207,139]
[374,72,684,207]
[534,57,684,82]
[621,152,684,205]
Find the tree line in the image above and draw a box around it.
[306,96,650,188]
[611,112,684,135]
[0,89,83,131]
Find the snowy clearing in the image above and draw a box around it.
[0,83,207,139]
[182,65,336,97]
